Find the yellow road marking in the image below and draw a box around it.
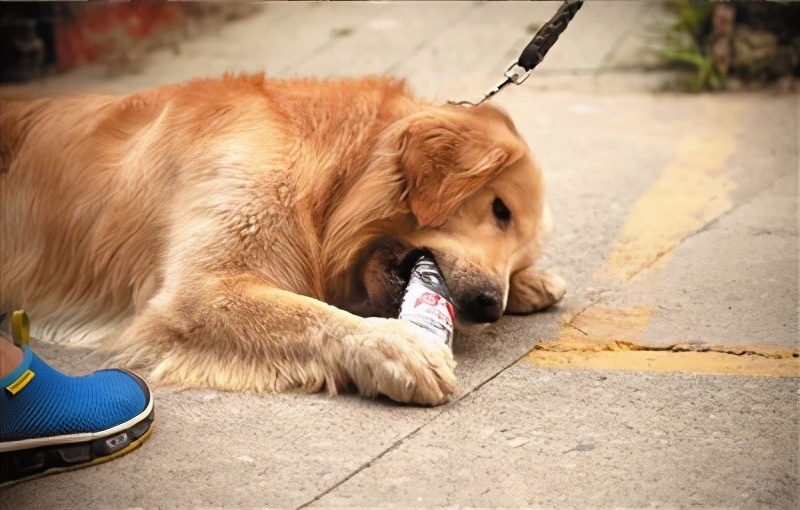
[555,305,653,347]
[530,103,799,377]
[528,350,799,378]
[528,306,799,377]
[598,109,742,283]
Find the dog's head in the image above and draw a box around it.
[355,104,549,326]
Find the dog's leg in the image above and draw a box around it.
[505,266,567,314]
[110,277,456,405]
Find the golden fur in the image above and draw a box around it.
[0,74,565,405]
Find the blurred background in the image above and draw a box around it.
[1,1,798,93]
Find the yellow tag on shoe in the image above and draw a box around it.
[11,310,30,348]
[6,369,35,395]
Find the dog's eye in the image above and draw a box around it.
[492,197,511,225]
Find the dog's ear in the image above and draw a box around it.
[400,112,512,228]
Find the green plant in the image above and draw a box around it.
[661,0,727,91]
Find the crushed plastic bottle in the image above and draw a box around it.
[398,255,455,349]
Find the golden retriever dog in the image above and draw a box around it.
[0,74,566,405]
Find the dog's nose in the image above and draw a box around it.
[465,290,503,323]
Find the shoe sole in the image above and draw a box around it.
[0,371,155,487]
[0,409,154,487]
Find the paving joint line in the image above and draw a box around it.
[295,319,559,508]
[294,416,438,509]
[594,1,647,77]
[384,3,478,76]
[564,301,601,328]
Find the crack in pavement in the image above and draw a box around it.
[534,334,800,359]
[546,300,799,359]
[295,413,441,509]
[530,301,799,377]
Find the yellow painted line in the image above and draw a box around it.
[528,306,799,377]
[556,305,653,347]
[597,105,744,284]
[528,103,800,377]
[528,350,800,378]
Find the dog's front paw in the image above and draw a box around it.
[506,267,567,314]
[344,318,456,406]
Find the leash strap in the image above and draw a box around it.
[449,0,584,107]
[517,0,584,72]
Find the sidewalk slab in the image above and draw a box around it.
[638,170,798,352]
[312,363,799,509]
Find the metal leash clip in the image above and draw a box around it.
[448,0,583,108]
[504,61,533,86]
[448,61,531,108]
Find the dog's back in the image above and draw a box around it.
[0,92,181,343]
[0,74,406,345]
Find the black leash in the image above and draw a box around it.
[449,0,584,107]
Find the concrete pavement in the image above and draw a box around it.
[1,2,797,508]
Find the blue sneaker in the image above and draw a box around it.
[0,346,154,486]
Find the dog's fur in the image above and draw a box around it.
[0,74,565,405]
